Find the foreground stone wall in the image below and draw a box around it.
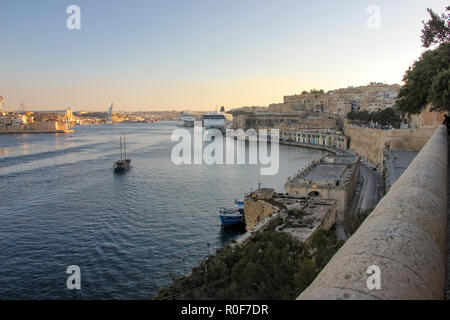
[298,125,448,300]
[344,124,437,168]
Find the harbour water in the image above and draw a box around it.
[0,122,326,299]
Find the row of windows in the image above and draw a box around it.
[281,133,346,142]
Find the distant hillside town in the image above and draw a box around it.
[231,82,400,116]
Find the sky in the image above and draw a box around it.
[0,0,448,111]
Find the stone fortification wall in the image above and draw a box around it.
[344,124,437,168]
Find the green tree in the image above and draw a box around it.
[421,6,450,48]
[397,43,450,113]
[430,68,450,109]
[397,7,450,114]
[310,89,324,95]
[294,259,317,292]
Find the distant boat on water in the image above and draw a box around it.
[180,112,195,127]
[113,135,131,173]
[202,111,225,129]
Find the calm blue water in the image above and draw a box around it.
[0,122,325,299]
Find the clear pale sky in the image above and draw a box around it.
[0,0,448,111]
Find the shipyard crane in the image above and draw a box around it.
[18,102,32,117]
[19,102,26,113]
[106,103,113,123]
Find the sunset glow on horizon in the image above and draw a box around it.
[0,0,448,111]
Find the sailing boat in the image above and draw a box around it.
[113,135,131,173]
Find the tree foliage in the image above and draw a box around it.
[396,42,450,113]
[421,6,450,48]
[347,108,401,128]
[430,68,450,109]
[396,8,450,114]
[154,227,344,300]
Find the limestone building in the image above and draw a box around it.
[280,129,348,150]
[284,155,360,222]
[243,189,338,244]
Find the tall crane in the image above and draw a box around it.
[19,102,26,113]
[18,102,33,118]
[106,103,113,123]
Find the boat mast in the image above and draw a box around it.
[124,135,127,160]
[120,135,123,161]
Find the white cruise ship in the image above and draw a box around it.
[180,112,195,127]
[202,112,226,129]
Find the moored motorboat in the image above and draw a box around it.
[218,207,245,227]
[234,198,245,214]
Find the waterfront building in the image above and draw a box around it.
[284,155,360,222]
[280,129,348,150]
[0,112,69,133]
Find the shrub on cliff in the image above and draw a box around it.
[154,227,344,300]
[309,228,345,270]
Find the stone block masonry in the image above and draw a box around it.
[344,123,436,169]
[243,190,338,244]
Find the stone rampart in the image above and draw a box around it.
[344,124,437,168]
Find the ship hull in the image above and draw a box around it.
[114,159,131,173]
[202,119,225,129]
[181,114,196,127]
[183,120,195,127]
[218,214,244,227]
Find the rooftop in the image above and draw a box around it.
[303,164,348,180]
[287,155,358,186]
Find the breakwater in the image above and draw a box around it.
[298,125,447,300]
